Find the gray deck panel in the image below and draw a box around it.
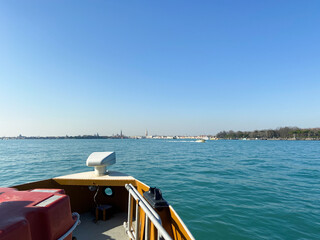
[73,212,129,240]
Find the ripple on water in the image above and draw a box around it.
[0,139,320,240]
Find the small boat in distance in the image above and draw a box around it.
[0,152,195,240]
[195,139,206,143]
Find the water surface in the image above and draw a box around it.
[0,139,319,239]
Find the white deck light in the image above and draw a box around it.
[86,152,116,176]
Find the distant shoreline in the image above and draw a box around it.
[1,137,319,141]
[1,127,320,141]
[216,138,320,141]
[216,127,320,141]
[0,136,123,140]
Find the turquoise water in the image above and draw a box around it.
[0,139,319,239]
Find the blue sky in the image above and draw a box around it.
[1,0,320,136]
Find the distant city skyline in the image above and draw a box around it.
[1,1,320,137]
[2,125,319,138]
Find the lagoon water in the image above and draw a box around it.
[0,139,319,239]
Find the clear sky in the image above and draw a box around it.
[1,0,320,136]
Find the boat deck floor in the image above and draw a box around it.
[73,211,129,240]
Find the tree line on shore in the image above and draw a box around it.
[216,127,320,140]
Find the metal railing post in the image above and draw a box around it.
[125,184,172,240]
[145,215,149,240]
[135,199,140,240]
[127,192,132,232]
[129,184,162,224]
